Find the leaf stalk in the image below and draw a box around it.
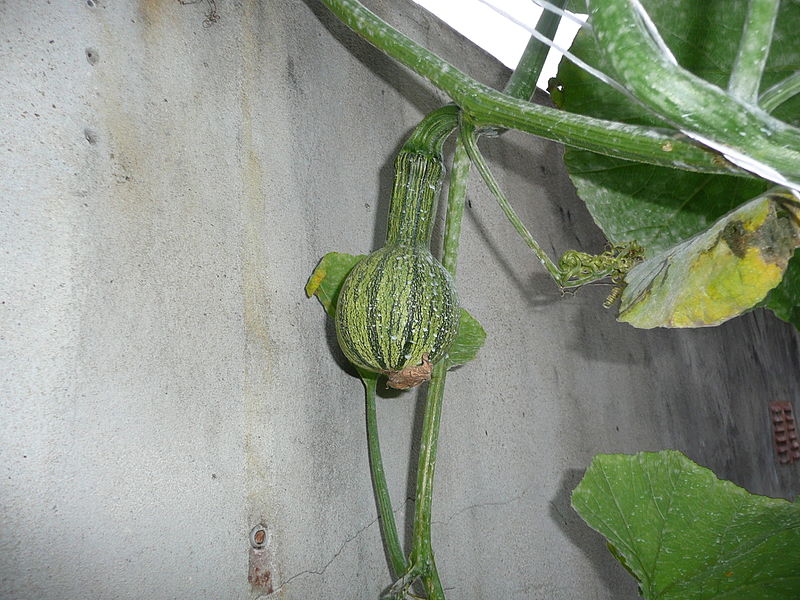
[363,372,407,578]
[759,71,800,113]
[728,0,780,102]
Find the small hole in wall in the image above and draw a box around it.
[85,48,98,66]
[86,0,95,7]
[84,128,98,145]
[249,524,269,549]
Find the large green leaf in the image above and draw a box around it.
[556,0,800,326]
[618,193,800,328]
[306,252,486,368]
[761,249,800,329]
[561,151,769,256]
[572,451,800,599]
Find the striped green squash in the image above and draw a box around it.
[335,151,459,388]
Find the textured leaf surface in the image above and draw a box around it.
[561,150,769,256]
[305,252,365,317]
[572,451,800,600]
[556,0,800,326]
[761,250,800,329]
[618,194,799,328]
[445,308,486,368]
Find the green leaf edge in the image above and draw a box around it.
[572,450,800,600]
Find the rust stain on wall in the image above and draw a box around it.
[248,548,274,592]
[238,8,280,596]
[239,0,272,355]
[137,0,171,27]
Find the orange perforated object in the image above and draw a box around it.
[770,402,799,465]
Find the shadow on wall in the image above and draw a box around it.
[549,468,638,596]
[467,200,563,308]
[301,0,443,117]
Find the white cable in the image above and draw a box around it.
[629,0,678,65]
[477,0,633,98]
[480,0,799,191]
[529,0,590,29]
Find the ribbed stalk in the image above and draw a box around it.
[460,118,563,283]
[503,0,568,101]
[386,151,444,246]
[760,72,800,113]
[408,360,448,600]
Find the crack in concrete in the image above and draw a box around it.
[274,517,380,592]
[273,498,413,593]
[273,482,533,594]
[433,482,534,526]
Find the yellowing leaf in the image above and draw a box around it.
[306,252,365,317]
[619,193,800,328]
[305,267,327,297]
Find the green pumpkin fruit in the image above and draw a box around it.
[334,151,459,388]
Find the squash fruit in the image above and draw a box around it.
[335,151,459,389]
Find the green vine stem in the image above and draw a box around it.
[461,117,645,290]
[362,105,459,598]
[760,71,800,113]
[369,7,586,594]
[403,105,460,157]
[363,372,407,578]
[368,106,460,599]
[392,28,559,596]
[394,141,472,600]
[407,361,449,599]
[502,0,567,101]
[319,0,747,178]
[459,117,563,285]
[587,0,800,189]
[442,133,471,275]
[728,0,780,102]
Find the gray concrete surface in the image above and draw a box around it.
[1,1,798,599]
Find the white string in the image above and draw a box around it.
[477,0,634,99]
[629,0,677,65]
[527,0,590,29]
[686,132,800,191]
[479,0,799,191]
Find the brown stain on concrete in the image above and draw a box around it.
[240,139,272,358]
[91,0,283,585]
[240,0,273,424]
[86,3,164,206]
[238,6,281,587]
[137,0,171,28]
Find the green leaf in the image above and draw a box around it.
[761,249,800,329]
[562,151,769,257]
[572,450,800,600]
[445,308,486,368]
[556,0,800,326]
[618,193,800,328]
[305,251,365,317]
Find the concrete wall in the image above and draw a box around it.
[2,1,798,598]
